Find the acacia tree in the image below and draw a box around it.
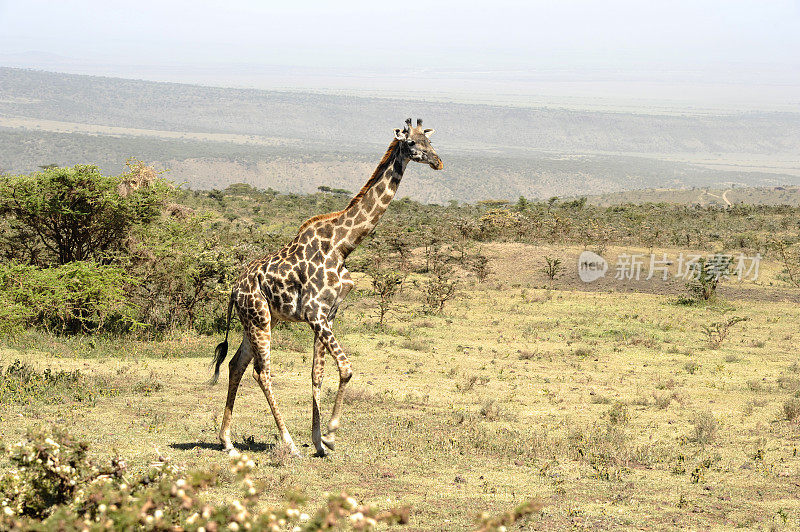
[369,267,404,325]
[0,163,169,266]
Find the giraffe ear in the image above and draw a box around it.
[394,128,406,140]
[423,128,435,138]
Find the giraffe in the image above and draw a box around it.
[211,118,443,457]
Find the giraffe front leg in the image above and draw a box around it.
[219,342,252,452]
[312,321,352,451]
[250,324,301,457]
[310,335,327,456]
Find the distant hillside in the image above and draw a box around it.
[586,186,800,207]
[1,67,799,202]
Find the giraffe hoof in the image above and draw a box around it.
[321,437,335,451]
[313,447,328,458]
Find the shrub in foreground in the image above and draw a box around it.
[0,429,409,531]
[0,430,541,531]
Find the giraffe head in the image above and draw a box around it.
[394,118,443,170]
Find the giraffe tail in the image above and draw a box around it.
[210,290,235,385]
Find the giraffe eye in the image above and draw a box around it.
[407,140,416,146]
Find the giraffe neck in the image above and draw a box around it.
[334,140,409,256]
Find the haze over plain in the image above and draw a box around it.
[1,1,799,202]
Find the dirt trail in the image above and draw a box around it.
[697,188,733,207]
[721,188,732,206]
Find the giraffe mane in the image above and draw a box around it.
[296,139,399,232]
[343,138,400,211]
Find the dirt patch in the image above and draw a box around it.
[483,241,800,303]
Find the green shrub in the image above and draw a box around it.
[605,402,630,425]
[0,360,116,405]
[126,215,240,333]
[0,261,135,334]
[0,162,169,266]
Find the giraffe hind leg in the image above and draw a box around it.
[249,318,301,457]
[219,341,252,452]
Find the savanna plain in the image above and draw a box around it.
[2,178,800,530]
[0,171,800,530]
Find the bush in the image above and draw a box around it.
[0,261,135,334]
[419,253,458,313]
[605,402,630,425]
[0,163,169,266]
[771,239,800,287]
[0,360,116,405]
[691,411,718,444]
[126,215,240,333]
[784,397,800,422]
[542,256,562,289]
[468,252,491,282]
[701,316,747,349]
[368,267,404,326]
[685,255,732,302]
[0,429,411,530]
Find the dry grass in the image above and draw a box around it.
[2,243,800,529]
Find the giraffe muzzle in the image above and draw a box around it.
[429,157,444,170]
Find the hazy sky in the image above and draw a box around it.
[1,1,798,71]
[1,1,799,109]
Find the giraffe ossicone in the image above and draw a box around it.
[211,119,443,457]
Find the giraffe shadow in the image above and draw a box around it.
[169,439,275,453]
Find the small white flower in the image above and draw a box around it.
[345,497,358,510]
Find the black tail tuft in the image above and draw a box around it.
[210,340,228,385]
[210,290,235,385]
